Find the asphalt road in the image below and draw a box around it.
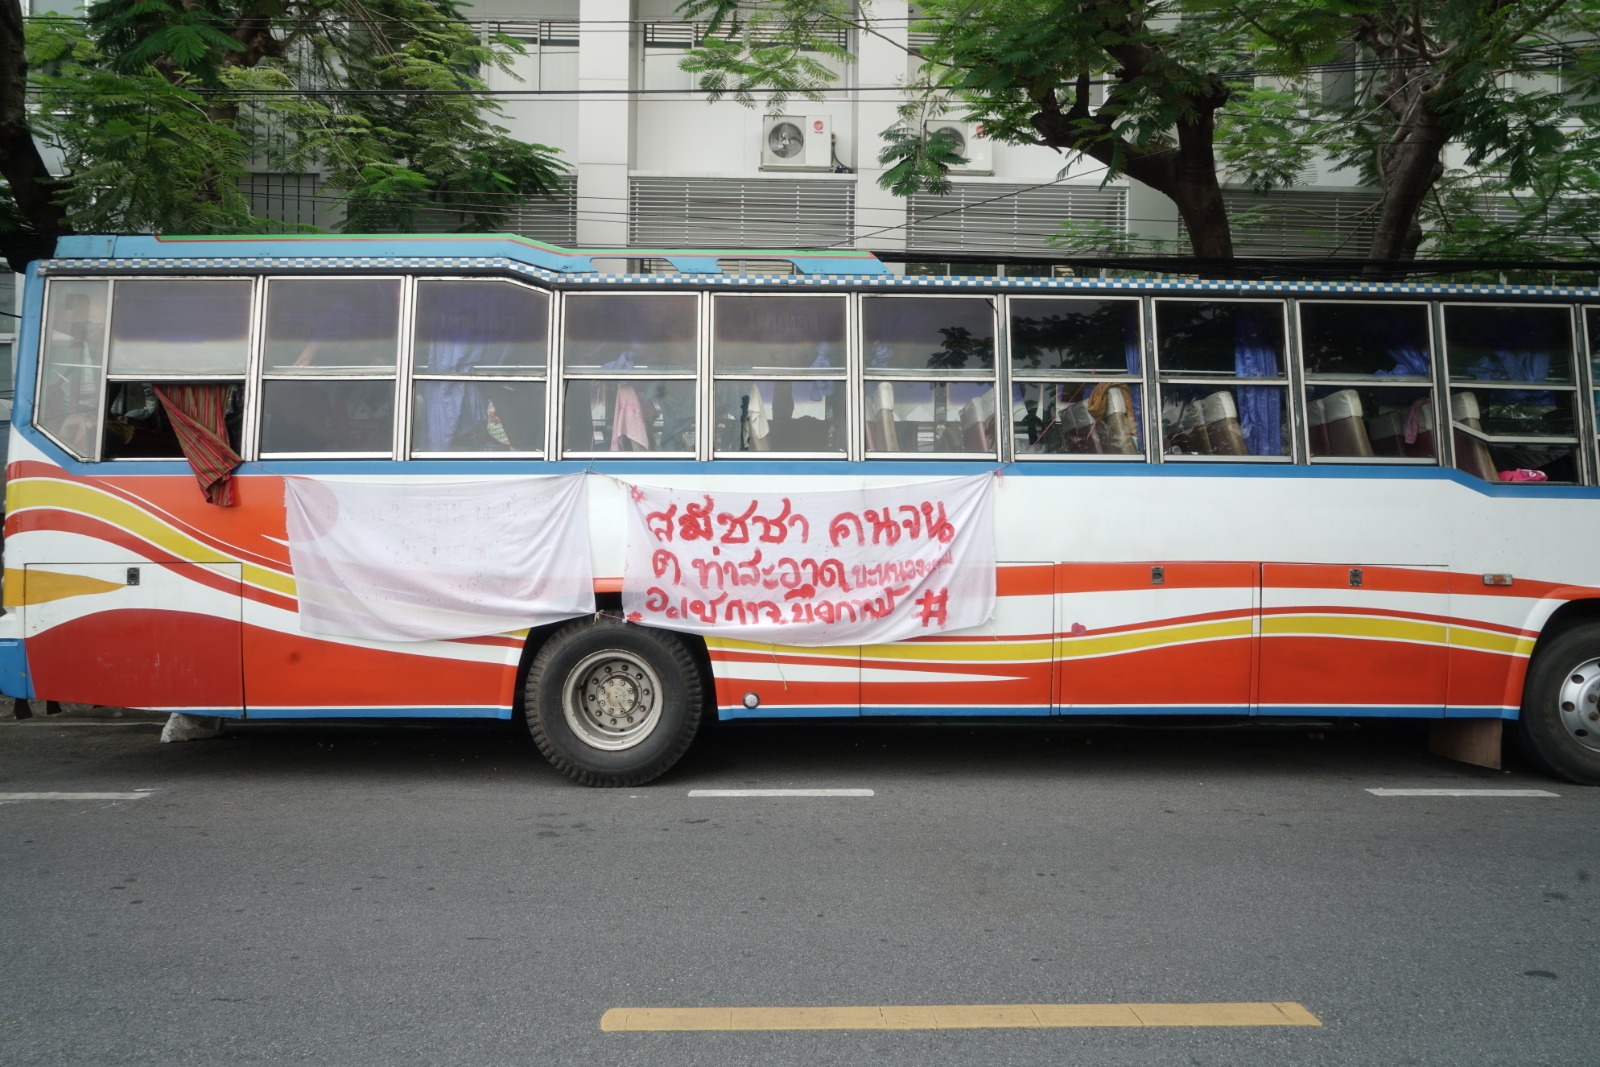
[2,711,1595,1066]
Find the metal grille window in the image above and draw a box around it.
[1155,299,1291,460]
[712,294,848,456]
[861,295,998,456]
[630,178,855,249]
[1008,296,1144,459]
[561,292,699,456]
[410,279,550,456]
[1441,303,1582,483]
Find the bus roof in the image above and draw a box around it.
[43,233,1600,300]
[50,233,894,278]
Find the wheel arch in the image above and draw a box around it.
[1503,592,1600,714]
[513,593,714,722]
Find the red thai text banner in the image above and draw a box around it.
[285,474,594,641]
[620,475,996,645]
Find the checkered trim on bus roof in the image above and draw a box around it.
[38,256,1600,298]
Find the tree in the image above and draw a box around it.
[0,0,568,273]
[678,0,1600,268]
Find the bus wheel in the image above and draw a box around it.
[525,616,703,787]
[1517,621,1600,785]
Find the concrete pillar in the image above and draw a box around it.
[852,1,910,254]
[576,0,634,246]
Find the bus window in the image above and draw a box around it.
[108,278,252,376]
[102,382,244,462]
[1298,301,1435,463]
[259,278,401,455]
[1586,307,1598,469]
[561,293,697,454]
[711,294,847,454]
[37,279,110,458]
[411,279,549,455]
[1009,296,1143,457]
[1443,304,1579,483]
[861,295,997,455]
[1155,300,1289,459]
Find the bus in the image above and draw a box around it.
[3,232,1598,788]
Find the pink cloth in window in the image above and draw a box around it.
[611,384,650,450]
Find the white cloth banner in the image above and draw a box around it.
[621,475,995,645]
[284,475,594,641]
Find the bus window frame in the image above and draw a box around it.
[709,291,851,460]
[858,291,1001,460]
[1006,292,1146,462]
[1151,296,1294,464]
[407,275,554,459]
[1581,305,1599,477]
[1439,300,1585,485]
[35,276,113,462]
[557,288,702,459]
[255,274,407,460]
[1294,297,1440,467]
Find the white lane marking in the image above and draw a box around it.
[1366,788,1559,797]
[0,791,154,801]
[688,788,875,797]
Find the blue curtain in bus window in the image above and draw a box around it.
[415,346,489,451]
[1378,344,1430,377]
[790,343,837,407]
[413,283,530,450]
[1233,307,1280,456]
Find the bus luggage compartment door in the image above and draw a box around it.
[1056,562,1258,716]
[1259,563,1448,718]
[21,562,244,713]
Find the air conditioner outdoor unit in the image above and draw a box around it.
[761,115,833,171]
[925,119,993,175]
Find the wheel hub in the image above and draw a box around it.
[1556,658,1600,753]
[562,650,663,752]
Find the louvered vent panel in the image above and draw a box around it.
[906,183,1126,253]
[630,177,855,248]
[505,175,579,245]
[408,176,577,244]
[1179,189,1381,258]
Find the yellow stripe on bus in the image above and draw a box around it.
[8,478,296,598]
[1449,626,1537,657]
[5,568,125,606]
[861,639,1056,663]
[1058,618,1254,659]
[1261,614,1449,646]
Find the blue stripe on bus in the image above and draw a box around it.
[865,705,1054,718]
[1256,704,1448,719]
[11,430,1600,502]
[1060,704,1255,717]
[1443,706,1521,720]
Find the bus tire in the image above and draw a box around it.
[524,616,702,787]
[1516,621,1600,785]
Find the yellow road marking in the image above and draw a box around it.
[600,1001,1321,1032]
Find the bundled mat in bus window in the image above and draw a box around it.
[621,474,996,645]
[283,474,594,641]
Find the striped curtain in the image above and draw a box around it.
[153,385,242,506]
